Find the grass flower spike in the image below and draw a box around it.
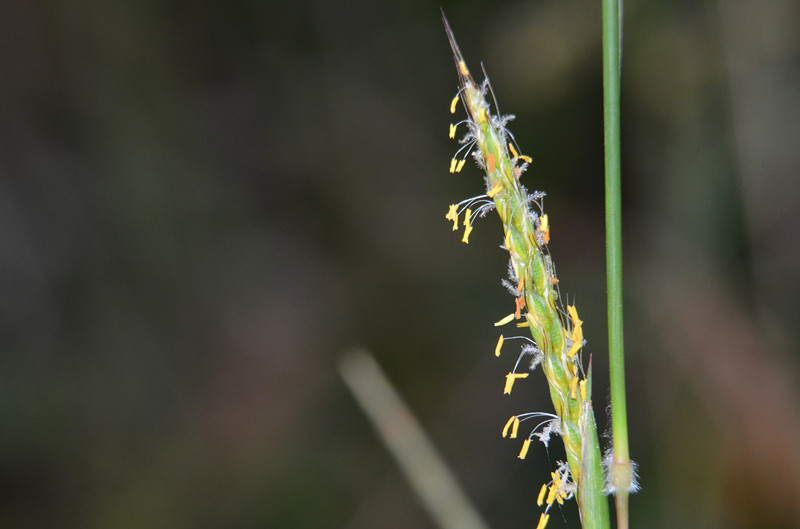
[442,13,609,529]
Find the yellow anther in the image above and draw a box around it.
[504,228,512,250]
[461,209,473,243]
[568,305,582,327]
[568,338,582,358]
[537,483,548,506]
[536,513,550,529]
[502,415,517,438]
[446,204,458,230]
[449,158,458,173]
[568,327,583,359]
[503,372,529,394]
[487,181,502,198]
[518,438,531,459]
[510,416,520,438]
[580,379,587,401]
[540,214,550,244]
[449,123,458,138]
[516,321,530,327]
[494,313,516,326]
[519,154,533,164]
[455,159,467,172]
[458,60,469,77]
[450,94,460,114]
[567,305,583,359]
[462,224,473,244]
[567,306,583,358]
[546,485,557,506]
[509,143,519,159]
[570,376,578,398]
[495,334,504,357]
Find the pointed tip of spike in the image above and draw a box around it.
[441,9,472,84]
[440,8,453,35]
[441,9,457,54]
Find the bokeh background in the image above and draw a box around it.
[2,0,799,528]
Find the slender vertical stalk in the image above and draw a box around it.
[602,2,635,529]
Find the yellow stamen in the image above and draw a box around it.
[580,379,587,401]
[567,307,583,358]
[518,438,531,459]
[570,376,578,399]
[546,485,557,506]
[487,180,502,198]
[446,204,458,231]
[537,483,548,506]
[450,95,460,114]
[503,372,529,394]
[540,213,550,244]
[568,328,583,359]
[567,305,582,327]
[516,321,529,328]
[462,224,473,244]
[449,123,457,139]
[495,334,504,357]
[458,60,469,77]
[494,313,515,326]
[536,513,550,529]
[509,143,519,159]
[461,207,472,243]
[449,158,458,173]
[455,159,467,172]
[519,154,533,164]
[502,415,516,438]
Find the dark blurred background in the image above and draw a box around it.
[2,0,799,528]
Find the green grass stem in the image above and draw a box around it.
[602,1,636,528]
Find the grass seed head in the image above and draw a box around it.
[441,9,604,522]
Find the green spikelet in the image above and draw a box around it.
[442,12,609,529]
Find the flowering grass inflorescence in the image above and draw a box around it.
[442,13,609,529]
